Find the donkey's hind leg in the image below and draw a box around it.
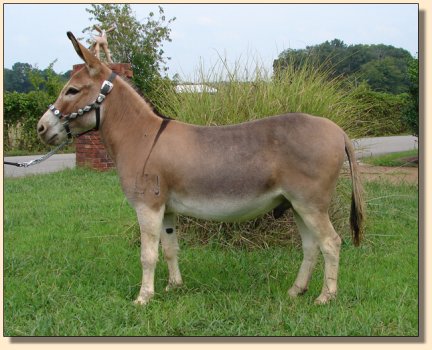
[288,211,320,298]
[161,213,183,291]
[292,205,342,304]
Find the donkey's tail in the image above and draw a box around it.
[344,133,365,246]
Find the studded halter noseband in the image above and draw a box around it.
[48,71,117,139]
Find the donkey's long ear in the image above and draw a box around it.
[67,31,101,76]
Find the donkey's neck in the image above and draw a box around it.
[99,76,164,165]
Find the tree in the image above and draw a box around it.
[82,4,175,102]
[357,56,409,94]
[273,40,413,94]
[4,62,33,93]
[4,61,68,93]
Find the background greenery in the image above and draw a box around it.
[273,39,413,94]
[4,62,68,152]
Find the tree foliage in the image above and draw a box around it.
[273,39,416,136]
[5,63,35,93]
[82,4,175,102]
[273,39,413,94]
[4,62,70,93]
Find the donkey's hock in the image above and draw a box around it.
[37,32,365,306]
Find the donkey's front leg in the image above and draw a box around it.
[134,203,164,305]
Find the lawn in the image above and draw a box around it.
[3,168,419,336]
[362,149,418,167]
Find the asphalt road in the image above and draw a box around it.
[4,153,76,178]
[3,135,418,178]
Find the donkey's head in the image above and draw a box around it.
[37,32,112,146]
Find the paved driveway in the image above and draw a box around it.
[354,135,418,159]
[4,154,76,178]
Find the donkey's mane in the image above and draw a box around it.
[119,75,174,121]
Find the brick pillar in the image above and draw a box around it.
[72,63,133,171]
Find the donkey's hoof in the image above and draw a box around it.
[165,281,183,292]
[288,285,307,298]
[133,292,154,306]
[314,292,336,305]
[133,298,147,306]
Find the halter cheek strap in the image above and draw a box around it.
[49,71,117,139]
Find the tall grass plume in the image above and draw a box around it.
[156,53,370,138]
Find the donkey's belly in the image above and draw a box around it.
[166,191,284,222]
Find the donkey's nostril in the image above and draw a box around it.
[38,124,46,134]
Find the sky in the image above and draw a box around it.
[3,3,418,80]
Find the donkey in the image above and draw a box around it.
[37,32,364,306]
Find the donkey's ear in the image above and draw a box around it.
[67,31,101,76]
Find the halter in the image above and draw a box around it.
[49,71,117,139]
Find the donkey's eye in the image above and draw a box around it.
[66,87,80,95]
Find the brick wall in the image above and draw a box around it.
[72,63,133,171]
[75,131,115,170]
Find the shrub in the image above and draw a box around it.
[4,90,52,152]
[351,83,409,136]
[3,62,65,153]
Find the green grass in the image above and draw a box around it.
[362,149,419,167]
[4,169,418,336]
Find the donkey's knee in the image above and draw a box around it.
[162,240,179,261]
[140,243,159,267]
[320,234,342,262]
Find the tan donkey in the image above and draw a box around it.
[37,32,365,306]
